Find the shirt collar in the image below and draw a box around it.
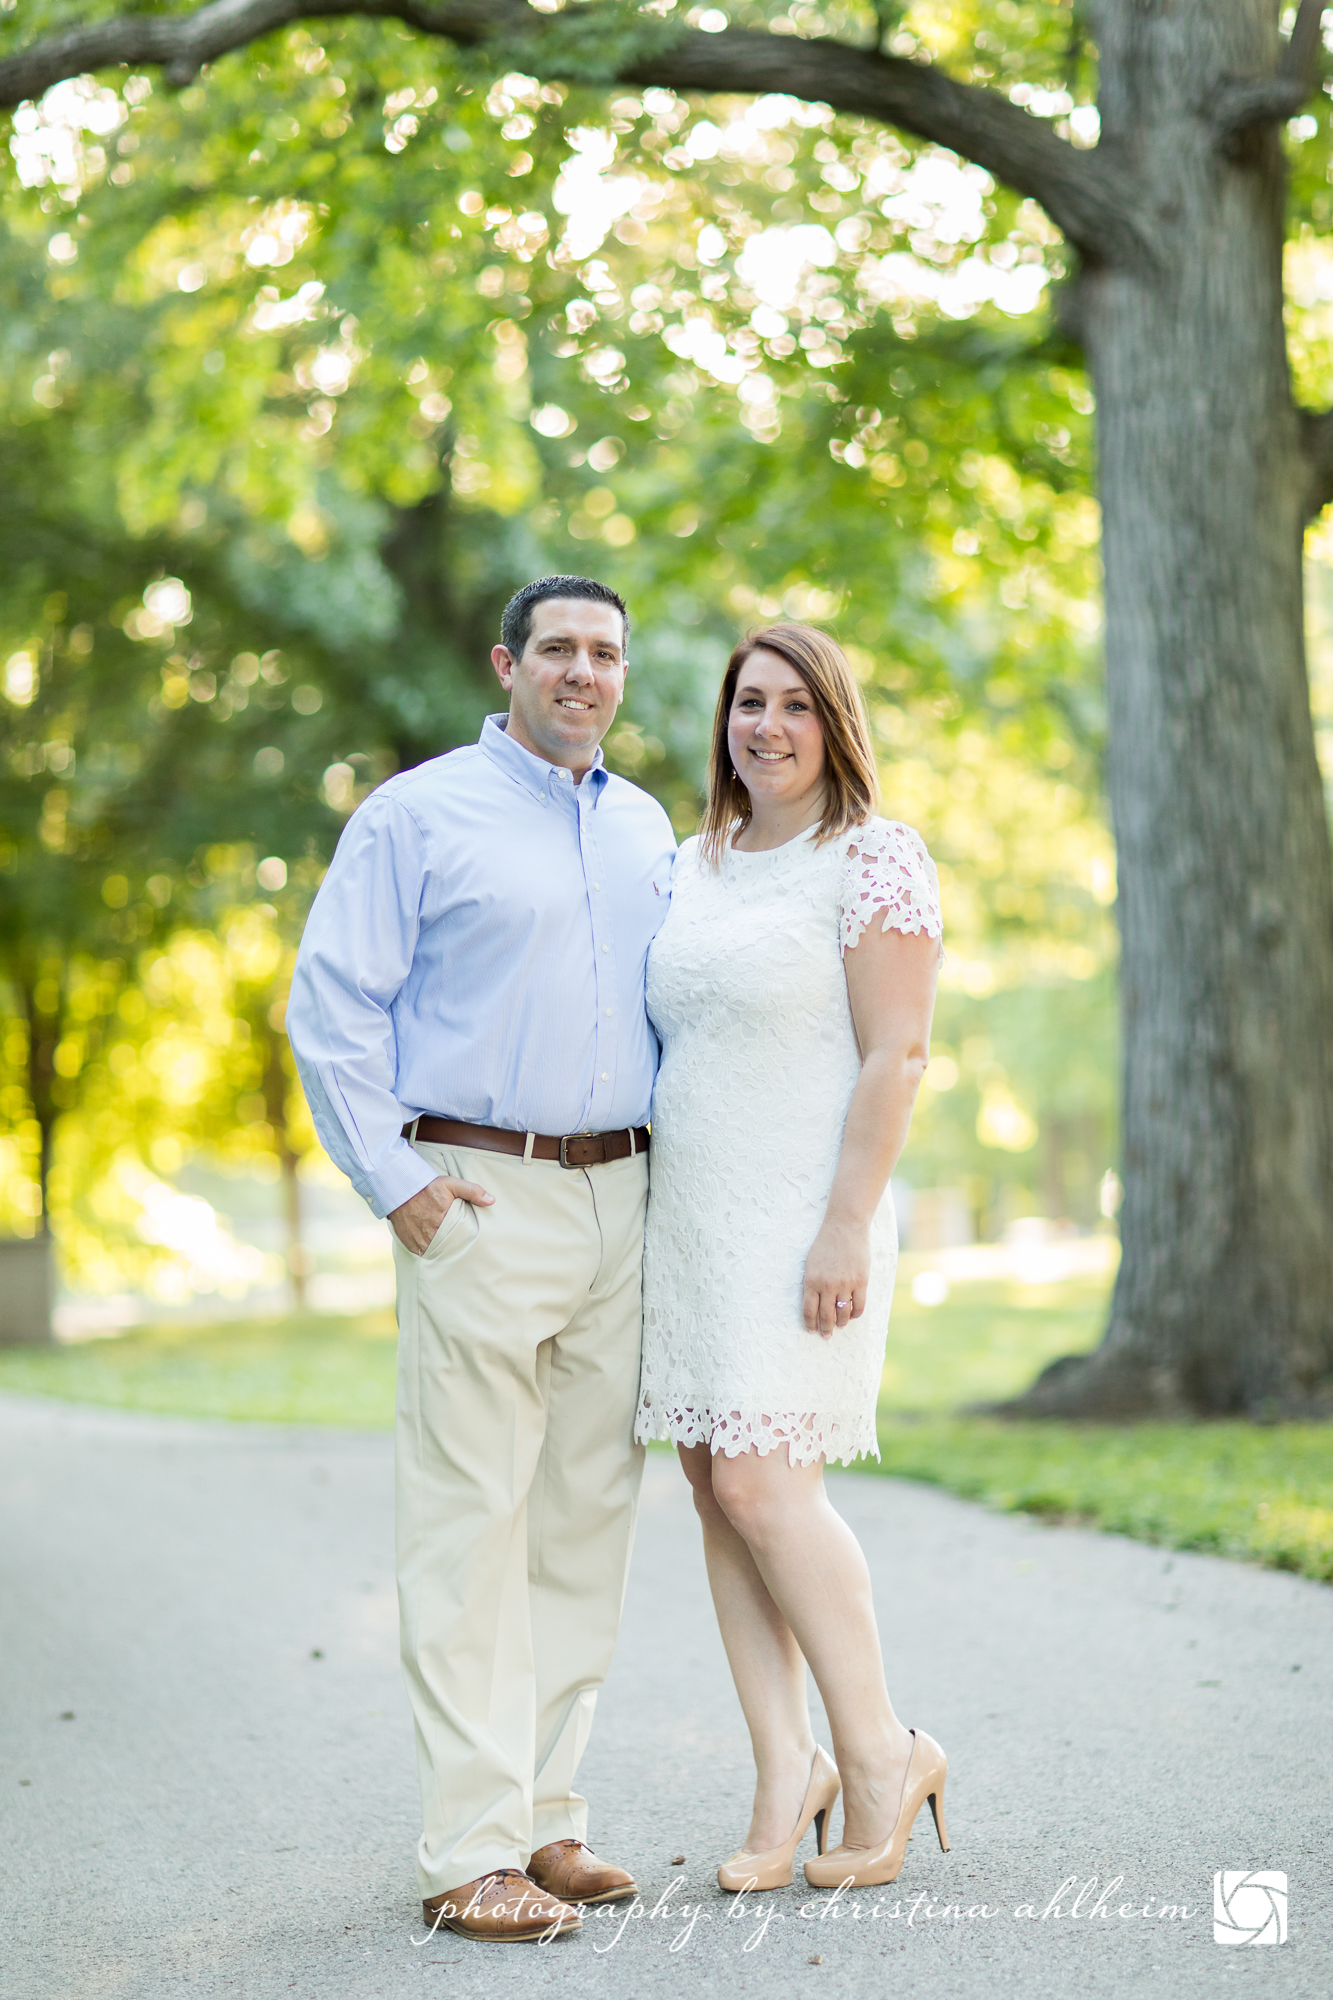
[479,713,607,803]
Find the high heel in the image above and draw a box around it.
[803,1729,948,1890]
[717,1746,841,1893]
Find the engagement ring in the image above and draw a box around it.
[836,1299,849,1309]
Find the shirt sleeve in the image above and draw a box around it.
[286,793,440,1219]
[839,820,944,955]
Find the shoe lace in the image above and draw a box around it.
[481,1869,530,1891]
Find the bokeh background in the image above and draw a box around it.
[4,6,1333,1575]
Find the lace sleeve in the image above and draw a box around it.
[840,820,943,953]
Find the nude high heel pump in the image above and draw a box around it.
[803,1729,948,1890]
[717,1746,841,1893]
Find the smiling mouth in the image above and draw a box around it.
[749,748,791,762]
[556,697,595,711]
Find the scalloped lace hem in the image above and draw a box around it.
[634,1396,880,1469]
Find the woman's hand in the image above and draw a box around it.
[389,1174,494,1255]
[802,1217,871,1338]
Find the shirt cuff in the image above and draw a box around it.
[363,1139,442,1220]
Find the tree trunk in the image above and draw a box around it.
[1012,0,1333,1416]
[260,1019,307,1310]
[18,971,61,1236]
[281,1149,306,1313]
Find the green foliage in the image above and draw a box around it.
[500,3,692,87]
[0,6,1122,1251]
[880,1269,1108,1409]
[3,20,1106,772]
[40,916,321,1288]
[906,971,1118,1227]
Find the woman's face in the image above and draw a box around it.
[726,647,827,810]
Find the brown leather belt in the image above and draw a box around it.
[404,1116,649,1169]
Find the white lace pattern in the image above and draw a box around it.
[636,816,942,1467]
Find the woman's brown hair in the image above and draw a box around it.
[698,622,877,863]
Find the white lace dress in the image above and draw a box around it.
[635,817,943,1468]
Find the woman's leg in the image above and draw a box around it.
[708,1446,914,1851]
[677,1444,819,1850]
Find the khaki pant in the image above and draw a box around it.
[391,1139,647,1898]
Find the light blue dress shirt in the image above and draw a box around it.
[287,715,677,1218]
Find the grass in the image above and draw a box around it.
[879,1265,1111,1415]
[876,1265,1333,1582]
[2,1267,1330,1582]
[874,1416,1333,1582]
[0,1307,399,1427]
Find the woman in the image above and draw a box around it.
[636,622,948,1894]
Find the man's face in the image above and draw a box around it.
[492,597,627,775]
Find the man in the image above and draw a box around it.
[287,576,676,1942]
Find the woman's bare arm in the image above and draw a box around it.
[801,923,941,1337]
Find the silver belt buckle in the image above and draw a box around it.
[559,1130,594,1169]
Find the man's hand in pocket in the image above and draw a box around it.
[389,1175,494,1255]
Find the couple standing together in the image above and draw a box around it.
[288,575,948,1943]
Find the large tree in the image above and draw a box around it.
[5,1,1333,1417]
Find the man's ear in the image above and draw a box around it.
[491,644,516,690]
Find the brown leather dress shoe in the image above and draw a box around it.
[527,1839,638,1906]
[421,1868,582,1942]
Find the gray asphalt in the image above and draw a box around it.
[1,1391,1330,2000]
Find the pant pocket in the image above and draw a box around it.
[419,1194,481,1267]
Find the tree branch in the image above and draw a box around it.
[1282,0,1327,93]
[1211,0,1324,143]
[0,0,1152,266]
[1300,405,1333,522]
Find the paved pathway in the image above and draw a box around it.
[2,1392,1330,2000]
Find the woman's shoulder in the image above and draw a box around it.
[671,833,703,877]
[664,833,708,895]
[838,815,942,946]
[842,814,934,863]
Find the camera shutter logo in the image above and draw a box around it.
[1213,1872,1287,1945]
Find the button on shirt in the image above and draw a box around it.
[286,715,677,1218]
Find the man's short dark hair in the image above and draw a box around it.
[500,576,629,660]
